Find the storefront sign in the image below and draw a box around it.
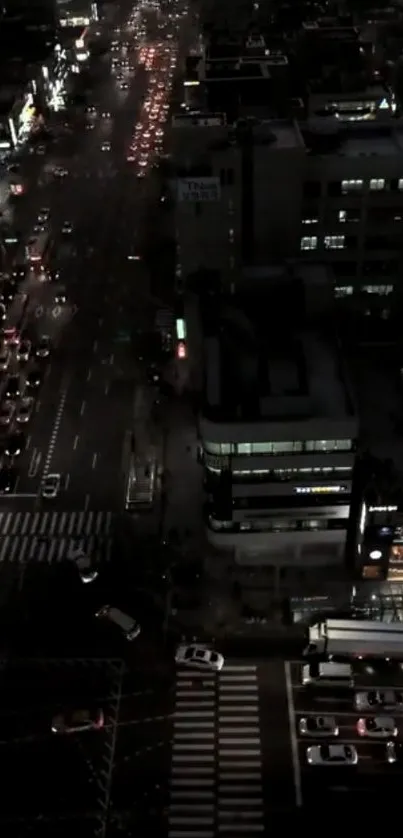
[177,177,220,202]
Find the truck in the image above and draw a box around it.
[305,618,403,660]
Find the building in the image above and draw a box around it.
[198,265,358,572]
[171,112,403,311]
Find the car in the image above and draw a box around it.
[54,166,68,177]
[119,82,129,90]
[51,708,104,734]
[5,375,21,399]
[96,605,141,640]
[85,106,96,114]
[16,340,31,362]
[102,111,111,118]
[26,368,43,389]
[1,280,17,302]
[357,716,397,738]
[37,145,46,155]
[354,690,403,711]
[101,142,111,151]
[0,401,14,425]
[0,467,14,493]
[175,644,224,671]
[61,221,73,234]
[38,207,50,223]
[11,264,26,281]
[32,223,46,234]
[46,268,60,282]
[36,336,51,358]
[69,548,98,583]
[299,716,339,738]
[386,741,403,763]
[86,122,95,130]
[41,473,60,499]
[0,345,10,371]
[0,303,6,322]
[4,432,25,458]
[16,397,33,424]
[3,325,19,346]
[306,744,358,767]
[54,289,67,304]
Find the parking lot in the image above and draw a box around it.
[287,659,403,810]
[0,657,124,836]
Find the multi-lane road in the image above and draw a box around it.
[0,1,187,574]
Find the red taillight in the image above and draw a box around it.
[177,342,186,359]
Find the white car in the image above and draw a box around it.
[299,716,339,738]
[386,741,403,763]
[101,142,111,151]
[0,303,6,321]
[175,644,224,671]
[69,548,98,583]
[41,473,60,499]
[357,716,397,738]
[61,221,73,234]
[354,690,403,711]
[307,744,358,767]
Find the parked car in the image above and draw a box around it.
[306,744,358,767]
[175,644,224,671]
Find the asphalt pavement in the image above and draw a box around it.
[288,659,403,813]
[0,4,178,517]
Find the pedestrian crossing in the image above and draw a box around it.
[0,510,112,537]
[170,664,264,838]
[0,511,113,565]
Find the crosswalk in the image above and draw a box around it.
[170,664,264,838]
[0,511,113,565]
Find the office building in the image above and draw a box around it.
[199,265,358,570]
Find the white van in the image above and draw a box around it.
[301,661,353,688]
[96,605,140,641]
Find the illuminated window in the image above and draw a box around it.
[324,235,345,250]
[300,236,317,251]
[342,179,363,193]
[302,217,318,225]
[334,285,353,297]
[362,284,393,295]
[370,178,385,191]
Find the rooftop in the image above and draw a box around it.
[304,122,403,156]
[202,286,354,425]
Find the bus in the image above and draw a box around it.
[125,457,157,510]
[306,618,403,660]
[25,231,51,271]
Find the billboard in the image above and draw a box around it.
[177,177,220,202]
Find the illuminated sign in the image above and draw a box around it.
[295,485,347,495]
[177,342,187,359]
[369,505,398,512]
[359,502,367,535]
[184,80,200,86]
[60,16,90,27]
[176,318,186,341]
[369,549,382,560]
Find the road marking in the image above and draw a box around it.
[87,368,92,381]
[104,381,109,395]
[73,435,79,450]
[285,660,303,807]
[84,493,90,510]
[93,339,98,352]
[80,400,86,416]
[92,453,98,469]
[64,474,70,490]
[42,386,68,478]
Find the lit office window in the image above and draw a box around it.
[324,235,345,250]
[302,217,318,225]
[369,178,385,191]
[342,179,363,193]
[334,286,353,297]
[300,236,317,251]
[362,284,393,295]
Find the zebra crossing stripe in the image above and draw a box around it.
[0,533,113,564]
[0,510,112,537]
